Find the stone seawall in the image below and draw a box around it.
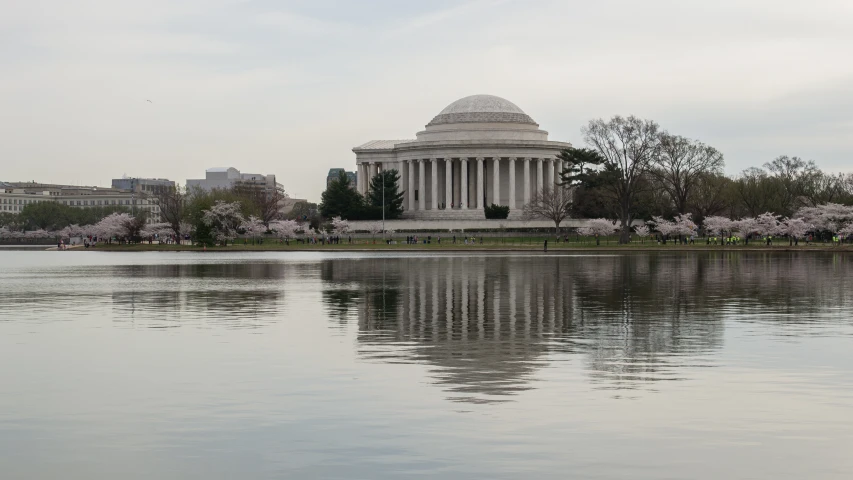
[347,218,594,231]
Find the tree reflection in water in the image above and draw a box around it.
[321,253,853,403]
[107,263,308,329]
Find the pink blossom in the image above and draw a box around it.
[578,218,619,237]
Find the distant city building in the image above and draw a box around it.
[111,176,175,195]
[0,180,167,223]
[326,168,357,189]
[280,197,308,215]
[186,167,283,197]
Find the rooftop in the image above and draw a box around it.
[353,139,416,151]
[426,94,537,127]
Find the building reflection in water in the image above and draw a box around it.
[321,253,853,403]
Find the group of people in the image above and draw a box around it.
[402,235,484,245]
[405,235,430,244]
[305,235,350,245]
[707,236,743,245]
[145,234,181,245]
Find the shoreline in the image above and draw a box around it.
[50,244,853,253]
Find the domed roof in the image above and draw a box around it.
[427,94,537,127]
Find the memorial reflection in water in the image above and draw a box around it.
[321,253,852,402]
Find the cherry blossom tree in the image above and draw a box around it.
[703,216,734,242]
[179,221,193,244]
[140,223,173,242]
[633,224,651,243]
[754,212,781,239]
[651,216,678,243]
[779,218,811,246]
[92,212,135,242]
[331,217,350,236]
[241,215,266,244]
[733,217,759,244]
[202,201,245,245]
[577,218,618,245]
[367,222,383,243]
[2,229,22,241]
[23,229,54,241]
[269,219,299,244]
[78,224,95,238]
[839,222,853,241]
[673,213,698,240]
[59,224,84,240]
[794,203,853,239]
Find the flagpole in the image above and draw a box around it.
[382,170,385,233]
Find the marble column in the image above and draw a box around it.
[408,160,416,211]
[523,158,531,204]
[536,158,543,193]
[508,157,516,209]
[554,159,561,187]
[476,157,484,210]
[365,163,372,193]
[397,161,405,199]
[418,159,426,211]
[445,158,453,208]
[460,158,468,209]
[369,163,378,190]
[431,158,439,210]
[492,156,500,205]
[546,158,555,187]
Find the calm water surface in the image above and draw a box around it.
[1,251,852,479]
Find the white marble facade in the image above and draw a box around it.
[353,95,572,217]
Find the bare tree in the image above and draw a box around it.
[582,116,661,243]
[763,155,819,215]
[734,167,784,217]
[651,134,724,214]
[801,171,848,207]
[233,184,290,228]
[688,172,732,224]
[151,186,186,242]
[522,186,574,233]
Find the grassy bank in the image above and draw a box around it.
[91,240,853,253]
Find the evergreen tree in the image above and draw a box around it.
[367,169,405,219]
[557,147,609,187]
[319,171,365,219]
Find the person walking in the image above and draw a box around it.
[544,239,548,252]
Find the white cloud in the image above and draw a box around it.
[255,11,358,36]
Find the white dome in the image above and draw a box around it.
[427,94,537,126]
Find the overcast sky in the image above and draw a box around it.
[2,0,852,201]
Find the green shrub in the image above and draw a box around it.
[484,204,510,219]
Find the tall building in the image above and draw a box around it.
[326,168,357,189]
[186,167,283,197]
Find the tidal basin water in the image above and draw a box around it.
[1,251,852,479]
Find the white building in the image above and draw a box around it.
[353,94,572,221]
[186,168,282,196]
[112,177,175,195]
[0,182,164,223]
[0,184,53,214]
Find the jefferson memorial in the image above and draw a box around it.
[353,95,572,221]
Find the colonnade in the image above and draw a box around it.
[356,156,563,211]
